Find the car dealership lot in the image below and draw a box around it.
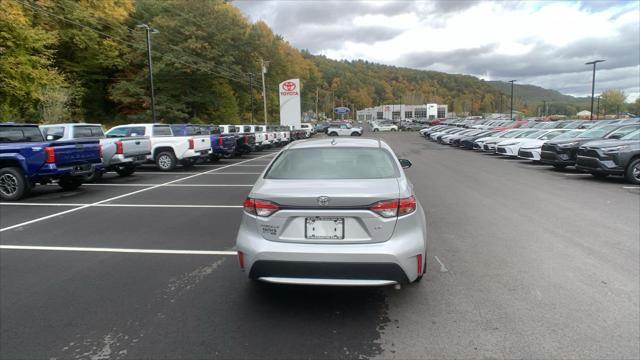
[1,134,639,359]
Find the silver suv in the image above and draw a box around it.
[235,137,427,287]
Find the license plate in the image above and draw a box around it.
[134,155,146,161]
[305,217,344,240]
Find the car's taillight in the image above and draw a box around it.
[188,138,194,149]
[98,144,103,159]
[115,141,123,154]
[237,251,245,270]
[218,137,223,146]
[398,196,417,216]
[44,147,55,163]
[369,196,416,218]
[369,199,399,218]
[243,135,248,144]
[243,198,279,217]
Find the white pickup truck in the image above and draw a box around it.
[105,123,211,171]
[40,123,152,180]
[239,125,269,150]
[327,123,363,136]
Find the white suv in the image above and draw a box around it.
[327,123,363,136]
[372,122,398,132]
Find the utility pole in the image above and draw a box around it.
[137,24,159,123]
[509,80,516,120]
[261,59,269,126]
[315,88,319,121]
[585,59,605,120]
[331,90,335,120]
[543,100,547,117]
[248,73,254,124]
[596,96,600,120]
[499,94,503,114]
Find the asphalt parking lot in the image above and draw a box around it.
[1,132,639,359]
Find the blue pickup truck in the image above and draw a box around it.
[0,123,102,201]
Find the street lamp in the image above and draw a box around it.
[509,80,516,120]
[137,24,159,123]
[585,59,605,121]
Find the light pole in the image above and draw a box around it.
[248,73,254,124]
[509,80,516,120]
[585,59,605,120]
[596,96,600,120]
[261,59,269,126]
[137,24,159,123]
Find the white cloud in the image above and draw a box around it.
[235,0,640,98]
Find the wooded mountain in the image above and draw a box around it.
[1,0,618,125]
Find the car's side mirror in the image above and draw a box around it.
[399,159,412,169]
[608,133,622,139]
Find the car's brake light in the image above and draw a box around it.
[243,135,248,144]
[188,138,194,149]
[243,198,279,217]
[98,144,103,159]
[115,141,123,154]
[218,137,223,146]
[369,199,398,218]
[44,147,55,163]
[398,196,417,216]
[369,196,416,218]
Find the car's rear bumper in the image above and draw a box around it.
[236,209,427,286]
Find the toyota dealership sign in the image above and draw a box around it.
[279,78,301,129]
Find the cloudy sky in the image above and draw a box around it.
[235,0,640,101]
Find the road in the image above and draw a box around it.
[1,132,638,359]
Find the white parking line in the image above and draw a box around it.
[0,152,273,233]
[48,183,254,187]
[623,186,640,189]
[129,172,261,175]
[434,256,449,273]
[0,245,237,255]
[197,164,266,167]
[0,202,242,208]
[563,173,591,176]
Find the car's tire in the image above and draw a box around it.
[181,158,197,168]
[329,132,338,136]
[155,151,177,171]
[350,132,361,136]
[209,154,220,163]
[0,167,30,201]
[83,170,103,183]
[552,164,567,169]
[391,128,397,132]
[373,128,379,132]
[115,165,136,177]
[58,176,83,191]
[590,172,609,178]
[625,158,640,184]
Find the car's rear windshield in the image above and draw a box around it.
[265,147,400,179]
[0,126,44,142]
[75,126,104,138]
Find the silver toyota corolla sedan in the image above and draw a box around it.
[235,137,427,287]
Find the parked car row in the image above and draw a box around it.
[0,122,312,200]
[421,118,640,184]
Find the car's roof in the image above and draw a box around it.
[287,137,390,150]
[40,123,101,127]
[0,122,38,127]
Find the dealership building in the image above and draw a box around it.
[356,104,448,121]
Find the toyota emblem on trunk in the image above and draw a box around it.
[317,196,330,206]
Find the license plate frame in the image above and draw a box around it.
[305,217,344,240]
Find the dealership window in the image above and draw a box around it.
[414,109,427,118]
[366,114,372,120]
[376,112,383,119]
[438,108,446,118]
[392,111,401,120]
[404,111,413,118]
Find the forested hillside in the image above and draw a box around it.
[2,0,620,125]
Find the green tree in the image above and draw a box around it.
[600,89,626,116]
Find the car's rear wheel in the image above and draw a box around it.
[0,167,30,201]
[156,151,177,171]
[58,177,83,191]
[350,132,361,136]
[373,128,379,132]
[328,132,338,136]
[391,128,397,132]
[625,158,640,184]
[115,165,136,177]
